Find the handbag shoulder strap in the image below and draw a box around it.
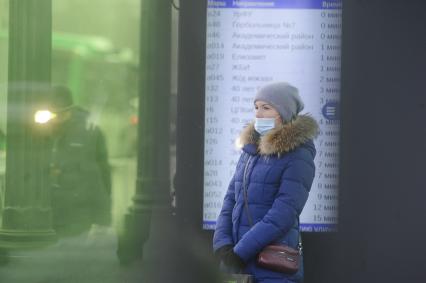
[242,156,253,226]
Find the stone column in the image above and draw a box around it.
[117,0,171,264]
[0,0,55,249]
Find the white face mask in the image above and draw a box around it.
[254,117,276,136]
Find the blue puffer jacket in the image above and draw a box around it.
[213,115,318,283]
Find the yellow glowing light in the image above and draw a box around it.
[34,110,56,124]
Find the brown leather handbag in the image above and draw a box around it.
[256,244,300,274]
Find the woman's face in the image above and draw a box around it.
[254,100,283,126]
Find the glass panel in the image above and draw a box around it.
[0,1,176,281]
[0,0,183,280]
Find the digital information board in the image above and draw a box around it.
[203,0,341,232]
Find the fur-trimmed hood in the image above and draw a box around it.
[240,114,319,156]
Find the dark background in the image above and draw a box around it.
[175,0,426,282]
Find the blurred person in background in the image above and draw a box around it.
[49,85,111,238]
[213,82,318,283]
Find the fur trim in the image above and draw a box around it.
[240,114,319,156]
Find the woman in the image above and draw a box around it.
[213,82,318,283]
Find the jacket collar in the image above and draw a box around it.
[240,114,319,156]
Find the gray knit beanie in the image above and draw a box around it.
[254,82,304,122]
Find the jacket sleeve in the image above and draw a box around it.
[213,175,236,252]
[234,157,315,262]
